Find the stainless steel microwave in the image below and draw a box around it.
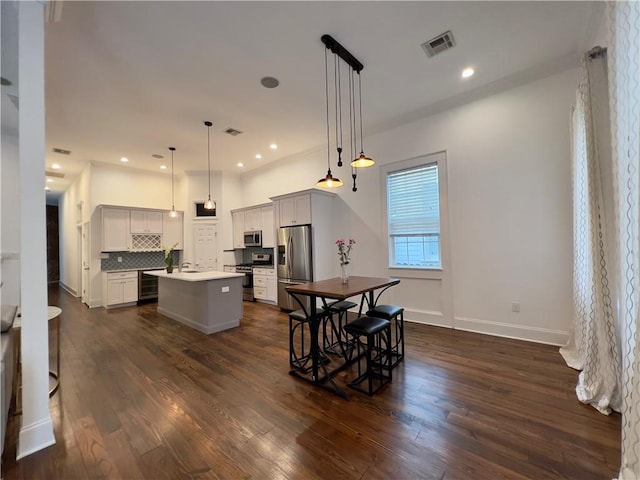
[244,230,262,247]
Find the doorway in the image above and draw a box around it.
[193,224,217,271]
[81,222,90,306]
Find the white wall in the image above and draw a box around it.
[88,163,176,211]
[58,163,90,295]
[242,67,580,345]
[1,134,20,306]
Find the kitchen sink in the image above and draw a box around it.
[180,269,199,273]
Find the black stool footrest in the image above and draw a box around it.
[289,307,326,323]
[328,300,358,312]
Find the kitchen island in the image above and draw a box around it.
[143,270,244,334]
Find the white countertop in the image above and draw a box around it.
[143,270,244,282]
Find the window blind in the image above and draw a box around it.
[387,163,440,236]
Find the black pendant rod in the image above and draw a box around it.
[321,35,364,73]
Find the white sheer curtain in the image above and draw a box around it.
[607,2,640,478]
[561,51,621,415]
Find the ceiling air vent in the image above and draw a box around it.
[421,30,455,57]
[223,127,243,136]
[46,170,65,179]
[52,147,71,155]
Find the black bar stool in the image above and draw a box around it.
[367,305,404,368]
[343,316,392,395]
[289,307,327,373]
[323,300,357,357]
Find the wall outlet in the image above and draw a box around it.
[221,286,230,293]
[117,256,123,263]
[512,302,520,313]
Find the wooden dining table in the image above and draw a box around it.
[285,276,400,398]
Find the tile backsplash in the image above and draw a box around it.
[101,251,179,271]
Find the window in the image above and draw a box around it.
[387,162,441,269]
[194,202,217,217]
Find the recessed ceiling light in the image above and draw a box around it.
[46,178,53,183]
[255,154,262,159]
[260,76,280,89]
[160,165,167,170]
[237,162,244,168]
[45,186,51,191]
[270,144,278,150]
[461,67,475,78]
[120,157,129,163]
[51,163,61,170]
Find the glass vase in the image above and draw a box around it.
[340,263,349,284]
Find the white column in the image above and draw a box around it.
[17,0,55,459]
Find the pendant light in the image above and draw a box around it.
[168,147,178,218]
[203,121,216,210]
[319,34,374,193]
[316,47,343,188]
[350,73,375,168]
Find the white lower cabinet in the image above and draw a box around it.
[104,271,138,307]
[253,267,276,303]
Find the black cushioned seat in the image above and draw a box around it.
[367,304,405,368]
[367,305,402,319]
[343,316,392,395]
[344,316,390,335]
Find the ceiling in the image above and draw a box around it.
[40,1,601,196]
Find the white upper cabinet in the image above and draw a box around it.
[232,203,275,248]
[261,206,275,248]
[232,211,245,249]
[130,210,163,233]
[102,208,131,252]
[278,193,311,227]
[244,209,262,231]
[163,211,184,250]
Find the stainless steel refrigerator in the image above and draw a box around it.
[277,224,313,311]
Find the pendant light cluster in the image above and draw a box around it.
[203,120,216,210]
[316,34,375,191]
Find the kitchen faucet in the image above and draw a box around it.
[180,261,192,271]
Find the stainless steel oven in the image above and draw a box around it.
[235,264,254,301]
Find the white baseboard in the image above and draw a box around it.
[403,309,453,328]
[17,416,55,460]
[393,308,567,346]
[59,282,77,297]
[454,316,569,346]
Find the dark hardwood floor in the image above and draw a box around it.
[2,285,620,479]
